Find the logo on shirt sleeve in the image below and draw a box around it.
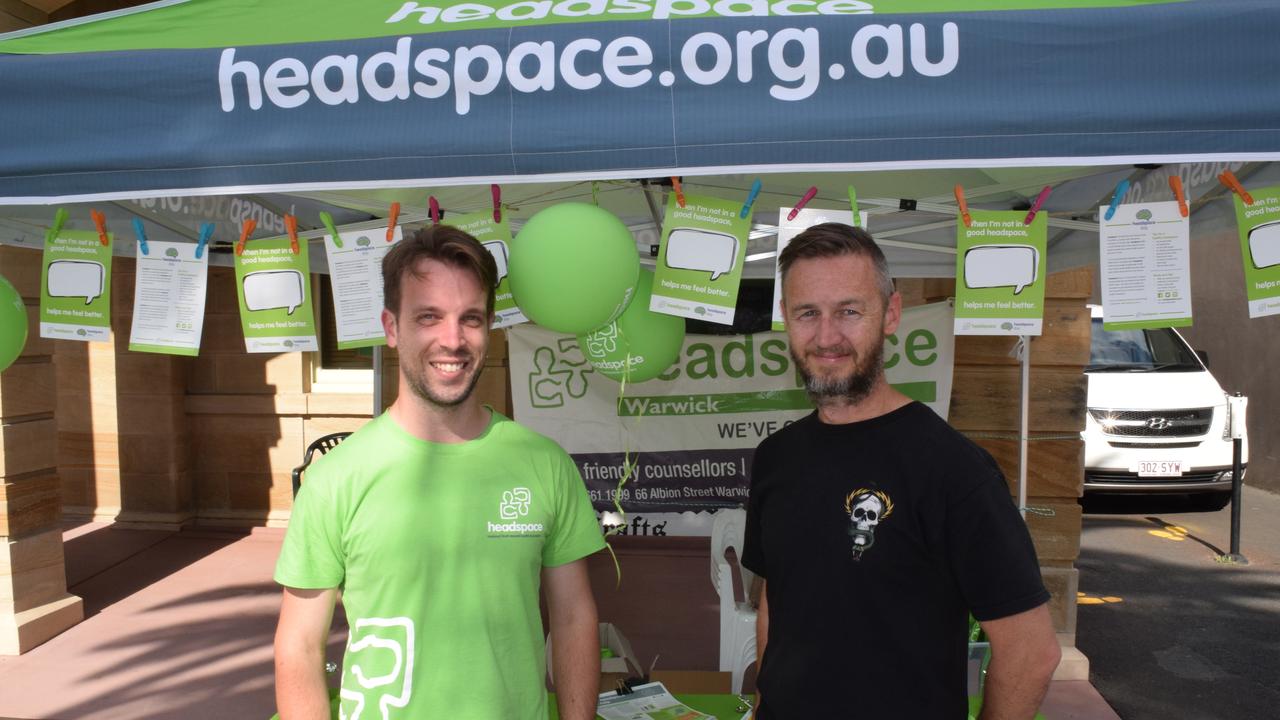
[845,488,894,561]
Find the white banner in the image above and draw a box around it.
[508,301,954,532]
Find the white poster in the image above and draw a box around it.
[1099,201,1192,330]
[323,226,401,349]
[509,302,954,534]
[771,207,869,331]
[128,240,208,356]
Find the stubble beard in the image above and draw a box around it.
[792,339,885,408]
[404,353,485,409]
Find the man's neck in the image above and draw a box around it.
[388,387,491,444]
[815,376,912,425]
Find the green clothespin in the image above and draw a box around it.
[848,186,860,227]
[319,212,343,248]
[45,208,68,244]
[592,181,600,207]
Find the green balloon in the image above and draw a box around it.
[0,275,27,373]
[578,270,685,383]
[510,203,639,335]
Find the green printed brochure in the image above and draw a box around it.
[1232,185,1280,319]
[233,236,318,353]
[649,193,750,325]
[954,210,1047,336]
[40,229,113,342]
[450,211,526,328]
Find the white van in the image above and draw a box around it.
[1083,306,1246,510]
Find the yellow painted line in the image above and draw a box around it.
[1148,523,1189,541]
[1077,591,1124,606]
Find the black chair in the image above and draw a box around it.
[291,432,351,498]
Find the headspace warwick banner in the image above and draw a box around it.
[509,301,953,519]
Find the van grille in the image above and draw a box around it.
[1088,408,1213,438]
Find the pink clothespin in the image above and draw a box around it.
[1024,186,1052,225]
[787,186,818,221]
[491,185,502,223]
[429,196,441,225]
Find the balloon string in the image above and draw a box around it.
[604,351,639,589]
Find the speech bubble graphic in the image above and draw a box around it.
[47,260,105,305]
[242,270,305,315]
[963,244,1039,295]
[665,228,739,281]
[483,240,510,285]
[1247,220,1280,269]
[340,617,414,720]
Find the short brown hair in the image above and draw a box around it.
[778,223,895,302]
[382,225,498,316]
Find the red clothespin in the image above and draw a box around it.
[786,186,818,221]
[1169,176,1188,218]
[235,218,257,256]
[1219,171,1253,206]
[671,177,686,208]
[954,185,972,227]
[90,209,110,246]
[429,196,441,225]
[284,214,299,255]
[1024,186,1052,225]
[491,185,502,223]
[387,202,401,242]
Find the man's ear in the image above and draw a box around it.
[882,292,903,337]
[381,308,399,348]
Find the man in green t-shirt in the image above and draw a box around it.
[274,224,606,720]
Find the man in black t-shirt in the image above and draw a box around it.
[741,223,1061,719]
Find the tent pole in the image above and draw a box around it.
[1018,335,1030,520]
[373,345,385,417]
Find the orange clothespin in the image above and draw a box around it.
[235,218,257,256]
[1169,176,1188,218]
[491,185,502,223]
[429,196,441,225]
[954,185,972,227]
[90,209,110,246]
[386,202,401,242]
[786,186,818,221]
[1024,186,1052,225]
[284,214,299,255]
[1219,171,1253,205]
[671,177,686,208]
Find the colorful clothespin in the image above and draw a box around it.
[90,209,110,246]
[45,207,68,244]
[953,185,972,227]
[1169,176,1188,218]
[195,223,214,259]
[671,177,686,208]
[319,212,342,248]
[235,219,257,256]
[284,214,300,254]
[1024,186,1052,225]
[787,186,818,221]
[429,196,441,225]
[1104,180,1130,221]
[131,218,150,255]
[386,202,401,242]
[847,186,860,226]
[491,185,502,223]
[1219,170,1253,205]
[740,179,761,219]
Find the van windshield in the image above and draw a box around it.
[1086,320,1203,372]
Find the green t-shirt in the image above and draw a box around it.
[275,410,605,720]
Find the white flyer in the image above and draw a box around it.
[323,226,401,349]
[594,683,721,720]
[1099,201,1192,330]
[128,240,208,356]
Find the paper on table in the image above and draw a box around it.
[595,682,720,720]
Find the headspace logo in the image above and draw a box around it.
[217,18,958,115]
[488,487,545,535]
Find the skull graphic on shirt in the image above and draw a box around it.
[844,488,894,560]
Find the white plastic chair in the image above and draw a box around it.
[710,508,757,694]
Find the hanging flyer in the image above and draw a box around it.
[1231,184,1280,318]
[233,236,318,353]
[40,229,113,342]
[649,193,750,325]
[450,210,526,328]
[771,207,867,331]
[128,240,209,355]
[323,226,401,349]
[1098,201,1192,329]
[954,210,1047,336]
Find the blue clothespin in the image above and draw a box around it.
[320,212,343,247]
[195,222,214,259]
[45,208,68,244]
[740,179,762,219]
[132,218,150,255]
[1104,180,1130,221]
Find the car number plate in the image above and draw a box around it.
[1133,460,1184,477]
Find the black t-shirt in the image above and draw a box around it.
[741,402,1050,719]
